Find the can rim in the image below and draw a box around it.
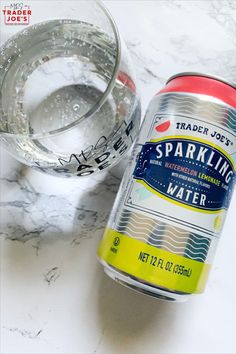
[166,72,236,90]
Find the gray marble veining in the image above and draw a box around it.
[1,1,236,354]
[0,166,120,251]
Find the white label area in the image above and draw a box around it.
[122,105,236,239]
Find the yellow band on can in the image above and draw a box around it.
[98,228,211,294]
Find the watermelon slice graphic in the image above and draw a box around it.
[155,120,171,133]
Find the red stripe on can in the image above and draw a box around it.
[157,75,236,109]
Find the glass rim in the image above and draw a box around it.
[0,0,121,139]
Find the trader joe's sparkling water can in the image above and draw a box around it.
[97,73,236,301]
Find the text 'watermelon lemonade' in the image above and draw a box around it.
[97,72,236,301]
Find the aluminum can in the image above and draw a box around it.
[97,73,236,301]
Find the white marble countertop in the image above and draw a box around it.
[1,1,236,353]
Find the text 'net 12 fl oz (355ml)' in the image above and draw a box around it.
[97,72,236,301]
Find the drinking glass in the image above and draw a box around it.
[0,0,141,177]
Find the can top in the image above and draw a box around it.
[166,72,236,90]
[158,72,236,109]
